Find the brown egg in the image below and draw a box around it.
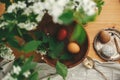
[99,30,111,43]
[67,42,80,54]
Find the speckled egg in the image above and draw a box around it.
[67,42,80,54]
[99,30,111,43]
[101,45,116,58]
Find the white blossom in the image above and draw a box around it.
[17,1,26,9]
[0,22,8,29]
[73,0,97,16]
[7,3,17,13]
[2,53,15,61]
[18,21,37,31]
[23,2,45,17]
[23,71,31,78]
[11,66,21,75]
[28,0,35,3]
[0,45,15,60]
[7,1,26,13]
[82,0,97,15]
[5,0,98,30]
[23,7,32,16]
[36,13,44,22]
[2,73,17,80]
[36,50,47,55]
[44,0,56,10]
[28,0,40,3]
[46,0,69,23]
[31,2,45,14]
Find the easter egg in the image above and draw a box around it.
[101,45,116,58]
[99,30,111,43]
[67,42,80,54]
[57,29,67,41]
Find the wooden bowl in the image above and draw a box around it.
[37,14,89,68]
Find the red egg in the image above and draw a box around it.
[57,29,67,40]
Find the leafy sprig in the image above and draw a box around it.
[56,61,68,80]
[94,0,104,14]
[3,56,39,80]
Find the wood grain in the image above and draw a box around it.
[0,0,120,62]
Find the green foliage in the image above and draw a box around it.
[28,13,38,22]
[7,22,16,32]
[22,40,41,53]
[17,28,23,37]
[48,38,64,59]
[34,31,49,43]
[29,72,39,80]
[74,8,97,24]
[60,53,73,60]
[0,29,21,50]
[14,0,26,3]
[94,0,104,14]
[56,61,68,80]
[3,13,16,20]
[13,56,39,80]
[71,24,86,44]
[59,10,74,24]
[47,77,51,80]
[0,0,11,9]
[21,56,37,73]
[22,34,33,42]
[7,37,21,50]
[17,15,28,22]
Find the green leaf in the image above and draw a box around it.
[60,53,73,60]
[59,10,73,24]
[3,13,15,20]
[17,28,23,37]
[71,24,86,44]
[47,77,51,80]
[29,72,39,80]
[17,15,27,22]
[74,8,97,24]
[56,61,68,80]
[13,56,24,66]
[34,31,49,43]
[22,40,41,53]
[4,22,16,32]
[48,39,64,59]
[7,38,21,50]
[22,34,33,42]
[14,0,25,3]
[81,14,96,24]
[21,56,37,73]
[94,0,104,14]
[28,13,38,22]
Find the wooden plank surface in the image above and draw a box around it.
[0,0,120,62]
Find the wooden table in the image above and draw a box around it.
[0,0,120,62]
[85,0,120,62]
